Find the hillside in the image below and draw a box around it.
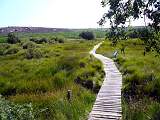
[0,27,72,34]
[0,26,110,35]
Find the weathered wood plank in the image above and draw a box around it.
[88,42,122,120]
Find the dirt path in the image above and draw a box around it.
[89,42,122,120]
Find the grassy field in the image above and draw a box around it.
[0,30,106,42]
[2,31,160,120]
[0,34,104,120]
[97,39,160,120]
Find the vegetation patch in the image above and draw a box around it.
[74,55,104,93]
[97,40,160,120]
[22,41,37,49]
[0,34,104,120]
[79,31,95,40]
[0,43,11,55]
[7,33,20,44]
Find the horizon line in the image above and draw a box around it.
[0,25,145,29]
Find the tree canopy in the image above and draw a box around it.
[99,0,160,31]
[99,0,160,54]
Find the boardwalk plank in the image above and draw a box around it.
[88,42,122,120]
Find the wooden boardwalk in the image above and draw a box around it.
[89,42,122,120]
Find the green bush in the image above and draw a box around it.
[30,38,48,44]
[40,38,48,43]
[25,48,43,59]
[7,33,20,44]
[0,96,35,120]
[22,41,36,49]
[0,43,10,49]
[55,36,65,43]
[79,31,95,40]
[3,46,19,55]
[0,43,10,55]
[48,37,56,44]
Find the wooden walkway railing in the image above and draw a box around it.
[89,42,122,120]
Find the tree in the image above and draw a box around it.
[99,0,159,30]
[79,31,95,40]
[99,0,160,53]
[7,32,20,44]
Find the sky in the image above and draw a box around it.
[0,0,149,28]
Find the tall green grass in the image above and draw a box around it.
[97,39,160,120]
[0,37,104,119]
[0,36,7,43]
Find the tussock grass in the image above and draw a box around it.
[0,36,103,119]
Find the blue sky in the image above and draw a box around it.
[0,0,39,26]
[0,0,148,28]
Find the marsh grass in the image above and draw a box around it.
[0,36,7,43]
[0,36,103,120]
[97,39,160,120]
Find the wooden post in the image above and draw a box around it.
[67,90,72,102]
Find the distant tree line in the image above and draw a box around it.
[106,27,155,39]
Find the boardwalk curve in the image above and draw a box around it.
[89,42,122,120]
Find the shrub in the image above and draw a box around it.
[30,38,48,44]
[48,36,65,44]
[30,38,38,43]
[0,96,35,120]
[3,46,19,55]
[48,37,56,44]
[58,38,64,43]
[22,41,36,49]
[7,32,20,44]
[0,43,10,55]
[25,48,43,59]
[79,31,95,40]
[40,38,48,43]
[55,36,65,43]
[0,43,10,49]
